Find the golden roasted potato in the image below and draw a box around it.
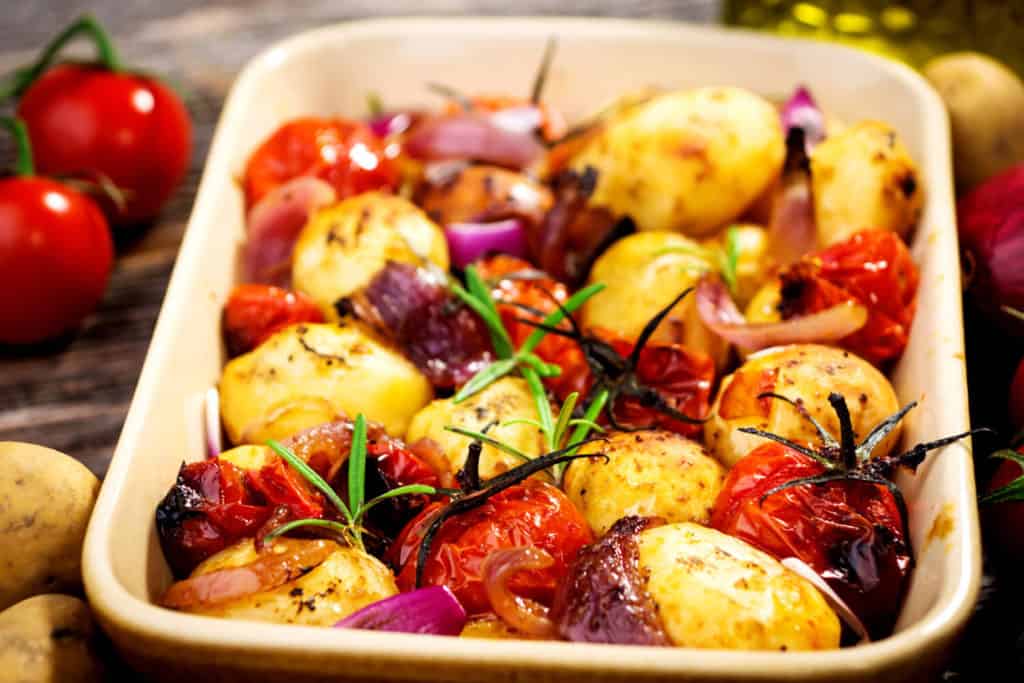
[292,192,449,316]
[220,322,432,444]
[701,224,770,308]
[924,52,1024,189]
[405,377,544,480]
[570,87,784,236]
[175,538,396,627]
[637,523,840,650]
[705,344,901,468]
[563,430,725,536]
[0,594,105,682]
[811,121,922,246]
[581,231,729,367]
[0,442,100,611]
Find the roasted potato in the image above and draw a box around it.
[176,538,397,627]
[705,344,901,468]
[569,87,784,236]
[0,442,100,611]
[0,594,105,682]
[563,430,725,536]
[405,377,544,480]
[637,523,840,650]
[220,322,432,444]
[291,192,449,316]
[924,52,1024,189]
[581,231,729,367]
[811,121,922,246]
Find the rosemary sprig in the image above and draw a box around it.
[654,225,741,296]
[264,414,439,550]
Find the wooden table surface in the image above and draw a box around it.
[0,1,1016,680]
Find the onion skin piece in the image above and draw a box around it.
[695,276,868,352]
[404,114,544,170]
[159,539,334,610]
[551,516,671,646]
[482,548,557,638]
[780,86,825,152]
[335,585,467,635]
[444,219,529,269]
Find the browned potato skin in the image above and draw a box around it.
[564,430,725,536]
[0,594,105,682]
[811,121,922,246]
[637,523,840,650]
[0,443,100,611]
[705,344,901,468]
[418,165,553,226]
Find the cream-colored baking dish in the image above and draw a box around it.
[82,16,976,683]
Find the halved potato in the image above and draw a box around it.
[220,322,432,444]
[637,523,840,650]
[292,192,449,316]
[564,430,725,536]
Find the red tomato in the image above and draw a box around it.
[221,284,325,357]
[983,449,1024,563]
[711,442,910,638]
[780,231,919,365]
[0,175,113,344]
[18,64,192,224]
[243,118,399,208]
[1010,357,1024,431]
[388,481,593,615]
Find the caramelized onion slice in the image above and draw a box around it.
[159,538,334,610]
[404,114,544,169]
[482,547,556,638]
[781,557,870,644]
[696,277,868,352]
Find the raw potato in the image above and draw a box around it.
[923,52,1024,189]
[705,344,901,468]
[811,121,922,246]
[570,87,784,236]
[184,539,397,627]
[0,442,100,611]
[220,322,432,444]
[0,594,105,682]
[292,192,449,316]
[563,430,725,536]
[637,523,840,650]
[581,231,729,367]
[405,377,544,480]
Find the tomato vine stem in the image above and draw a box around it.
[0,117,34,177]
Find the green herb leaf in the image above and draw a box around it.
[501,417,546,431]
[454,357,518,403]
[465,265,514,357]
[979,449,1024,505]
[267,440,352,524]
[520,283,605,355]
[348,414,368,523]
[444,426,533,463]
[552,392,579,448]
[567,418,605,432]
[558,387,610,479]
[262,518,353,546]
[523,366,556,449]
[366,91,384,117]
[720,226,741,296]
[357,484,439,524]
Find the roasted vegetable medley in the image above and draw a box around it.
[154,46,983,650]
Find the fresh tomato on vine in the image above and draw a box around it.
[243,117,399,208]
[778,230,919,365]
[222,283,325,357]
[0,117,113,345]
[711,392,982,638]
[7,15,192,225]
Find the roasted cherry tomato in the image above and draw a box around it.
[388,480,593,615]
[222,284,325,357]
[13,16,191,224]
[0,117,113,344]
[711,442,910,638]
[243,117,399,208]
[779,230,919,365]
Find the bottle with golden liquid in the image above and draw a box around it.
[723,0,1024,75]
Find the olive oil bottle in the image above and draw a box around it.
[723,1,1024,75]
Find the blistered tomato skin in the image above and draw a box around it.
[0,177,113,344]
[18,64,192,224]
[222,284,325,357]
[389,481,593,615]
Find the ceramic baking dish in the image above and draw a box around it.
[82,16,977,683]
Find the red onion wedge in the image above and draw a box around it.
[404,114,544,169]
[781,557,870,644]
[696,276,868,352]
[445,219,529,269]
[780,85,825,151]
[766,160,817,267]
[489,105,544,135]
[335,586,467,636]
[243,177,337,287]
[368,111,417,138]
[205,387,222,459]
[482,547,556,638]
